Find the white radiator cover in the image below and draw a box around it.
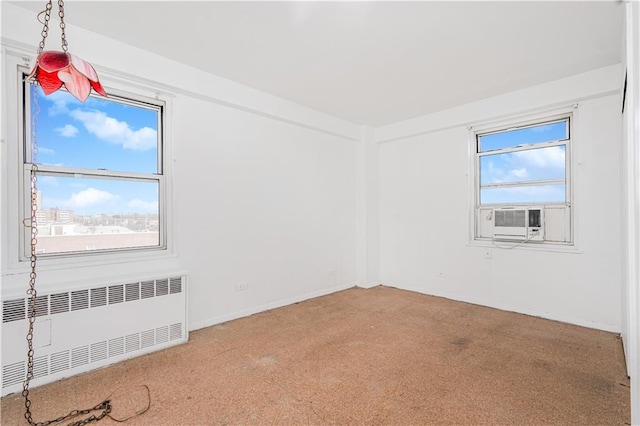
[1,273,188,397]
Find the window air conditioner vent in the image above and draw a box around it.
[493,207,544,241]
[495,209,526,228]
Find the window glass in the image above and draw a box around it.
[34,174,159,255]
[32,87,159,174]
[478,120,568,152]
[479,146,566,185]
[480,184,566,205]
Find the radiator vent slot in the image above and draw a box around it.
[71,346,89,369]
[125,334,140,353]
[156,326,169,344]
[33,355,48,379]
[170,277,182,294]
[125,283,140,302]
[50,293,69,315]
[90,287,107,308]
[35,295,49,317]
[169,323,183,341]
[3,299,25,323]
[109,337,124,358]
[108,285,124,305]
[141,281,155,299]
[91,341,108,363]
[141,330,154,349]
[2,362,25,387]
[71,290,89,311]
[50,350,69,374]
[156,279,168,296]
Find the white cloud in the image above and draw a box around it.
[482,184,566,204]
[43,91,80,116]
[38,176,59,187]
[69,109,157,151]
[530,124,557,134]
[509,168,528,179]
[37,147,55,155]
[511,146,565,168]
[68,188,117,208]
[55,124,79,137]
[127,199,158,212]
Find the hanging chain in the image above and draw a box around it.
[22,74,41,426]
[21,84,112,426]
[57,0,68,53]
[36,1,52,54]
[22,4,147,424]
[36,0,68,54]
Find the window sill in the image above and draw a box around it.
[4,246,178,275]
[467,239,582,254]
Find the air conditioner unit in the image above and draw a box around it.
[492,207,544,241]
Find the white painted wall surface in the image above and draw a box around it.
[377,66,623,332]
[1,3,359,330]
[173,95,357,329]
[622,2,640,424]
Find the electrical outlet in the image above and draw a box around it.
[235,282,248,291]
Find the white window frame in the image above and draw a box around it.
[19,75,167,260]
[470,108,575,246]
[2,53,175,273]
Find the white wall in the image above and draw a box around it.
[1,3,359,330]
[621,2,640,424]
[376,65,623,332]
[173,96,357,329]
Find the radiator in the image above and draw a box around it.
[1,273,188,396]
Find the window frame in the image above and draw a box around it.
[14,64,171,263]
[470,109,575,245]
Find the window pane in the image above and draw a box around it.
[480,184,566,204]
[480,146,565,185]
[478,119,568,152]
[34,174,159,254]
[30,84,159,174]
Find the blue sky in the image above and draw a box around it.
[32,86,160,216]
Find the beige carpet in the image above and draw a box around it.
[1,286,630,425]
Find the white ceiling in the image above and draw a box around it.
[11,1,624,126]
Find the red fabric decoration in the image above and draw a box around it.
[28,51,106,101]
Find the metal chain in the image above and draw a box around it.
[21,83,113,426]
[57,0,68,52]
[36,0,52,54]
[23,4,147,423]
[22,74,41,426]
[36,0,69,54]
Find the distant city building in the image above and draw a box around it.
[35,207,74,224]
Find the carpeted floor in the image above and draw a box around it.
[1,286,631,425]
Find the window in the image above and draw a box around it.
[473,112,573,243]
[20,77,166,258]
